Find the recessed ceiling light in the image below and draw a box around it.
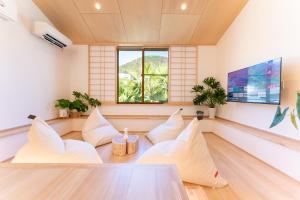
[180,3,187,10]
[95,2,101,10]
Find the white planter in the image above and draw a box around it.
[58,108,69,118]
[208,107,216,119]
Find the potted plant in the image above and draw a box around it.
[55,99,71,118]
[69,99,88,118]
[196,110,204,120]
[69,91,101,117]
[72,91,101,108]
[192,77,227,119]
[55,91,101,118]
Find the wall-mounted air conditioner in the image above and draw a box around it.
[32,21,72,48]
[0,0,17,21]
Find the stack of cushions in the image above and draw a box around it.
[138,118,228,188]
[82,107,121,147]
[12,118,102,163]
[147,109,184,144]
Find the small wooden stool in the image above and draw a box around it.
[127,135,139,155]
[112,136,126,156]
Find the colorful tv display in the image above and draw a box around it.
[227,58,282,105]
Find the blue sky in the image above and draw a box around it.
[119,50,168,66]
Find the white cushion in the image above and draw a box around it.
[138,118,228,187]
[28,117,65,154]
[62,140,103,163]
[12,118,102,164]
[82,107,121,147]
[12,144,62,163]
[147,109,184,144]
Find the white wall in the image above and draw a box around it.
[0,0,70,130]
[212,0,300,181]
[216,0,300,140]
[198,46,217,82]
[68,45,89,96]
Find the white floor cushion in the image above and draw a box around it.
[62,139,103,163]
[28,117,65,155]
[82,107,121,147]
[12,118,102,164]
[138,118,228,188]
[147,109,184,144]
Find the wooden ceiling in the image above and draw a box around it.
[33,0,248,45]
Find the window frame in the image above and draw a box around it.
[117,47,169,104]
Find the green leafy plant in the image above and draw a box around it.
[69,99,88,113]
[297,92,300,120]
[192,77,227,108]
[118,55,168,103]
[55,99,71,109]
[269,106,289,128]
[72,91,101,108]
[270,91,300,130]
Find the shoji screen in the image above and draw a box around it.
[169,46,197,103]
[89,46,116,102]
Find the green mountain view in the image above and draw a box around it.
[118,55,168,103]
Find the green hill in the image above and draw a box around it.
[119,55,168,75]
[118,55,168,103]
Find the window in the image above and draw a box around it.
[117,48,169,103]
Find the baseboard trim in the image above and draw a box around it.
[0,118,70,139]
[215,117,300,153]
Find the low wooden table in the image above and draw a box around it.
[127,135,139,154]
[0,164,188,200]
[112,135,139,156]
[112,136,127,156]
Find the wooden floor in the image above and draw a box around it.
[62,132,300,200]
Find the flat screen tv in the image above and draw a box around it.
[227,58,282,105]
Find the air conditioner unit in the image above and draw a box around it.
[0,0,18,21]
[33,21,72,48]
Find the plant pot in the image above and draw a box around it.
[196,111,204,120]
[70,111,82,118]
[58,108,69,118]
[208,107,216,119]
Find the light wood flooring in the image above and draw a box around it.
[62,132,300,200]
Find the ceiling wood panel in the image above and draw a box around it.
[160,14,200,44]
[33,0,94,43]
[117,0,162,43]
[191,0,248,44]
[82,14,127,43]
[33,0,248,45]
[162,0,208,15]
[73,0,120,14]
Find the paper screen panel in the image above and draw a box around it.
[169,46,197,103]
[89,46,116,102]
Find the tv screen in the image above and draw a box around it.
[227,58,281,105]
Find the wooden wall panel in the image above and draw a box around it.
[117,0,162,43]
[160,14,199,44]
[83,14,127,43]
[33,0,248,45]
[73,0,120,14]
[162,0,208,15]
[33,0,94,43]
[191,0,248,44]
